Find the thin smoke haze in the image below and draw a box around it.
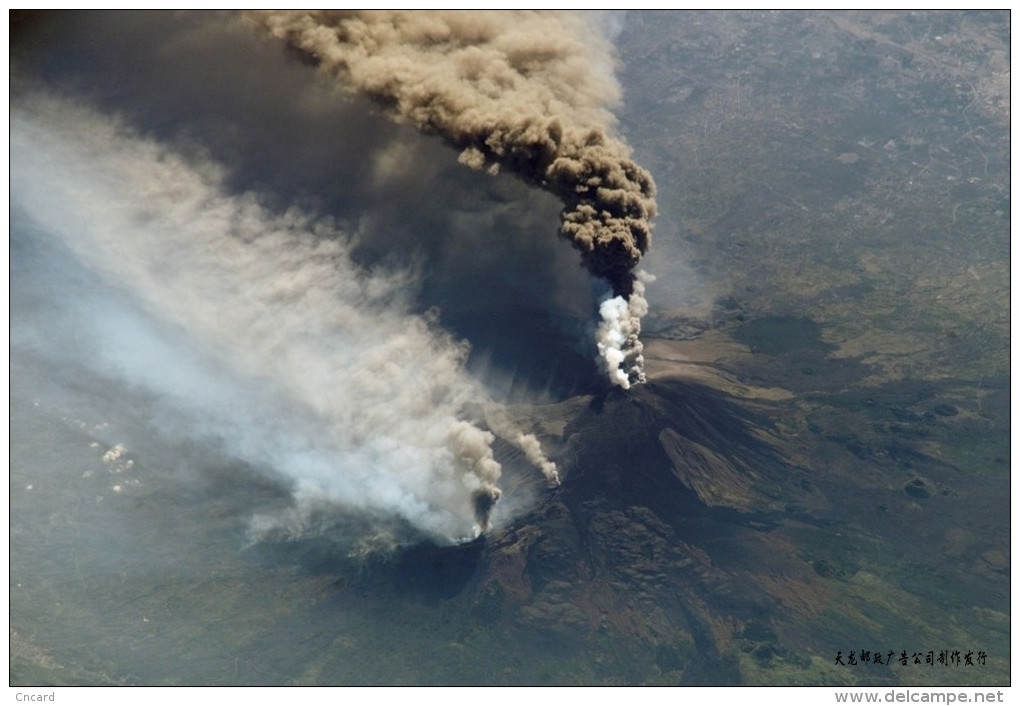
[11,92,557,544]
[247,10,658,388]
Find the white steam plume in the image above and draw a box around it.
[596,272,654,390]
[10,92,556,544]
[246,10,657,390]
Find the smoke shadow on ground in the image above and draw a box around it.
[248,536,486,605]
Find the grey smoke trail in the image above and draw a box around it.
[512,433,560,487]
[247,10,658,388]
[11,92,555,543]
[481,407,560,487]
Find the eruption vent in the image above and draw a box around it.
[247,10,658,388]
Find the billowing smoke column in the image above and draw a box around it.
[247,10,658,388]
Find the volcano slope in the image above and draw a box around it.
[245,374,805,684]
[234,329,989,687]
[475,378,814,685]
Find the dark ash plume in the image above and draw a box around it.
[247,10,658,387]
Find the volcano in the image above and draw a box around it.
[291,369,840,684]
[302,339,1007,685]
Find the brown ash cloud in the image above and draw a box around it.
[248,11,658,386]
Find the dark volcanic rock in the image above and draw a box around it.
[468,380,826,683]
[561,381,805,518]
